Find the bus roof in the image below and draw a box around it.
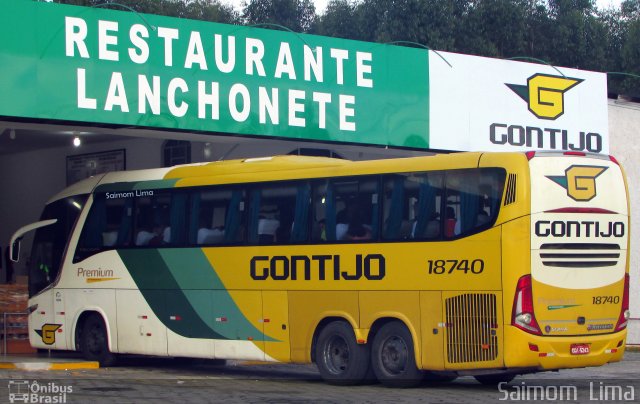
[48,152,493,203]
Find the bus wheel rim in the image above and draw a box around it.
[380,335,408,375]
[324,335,350,375]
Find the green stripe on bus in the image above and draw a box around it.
[118,249,226,339]
[118,248,276,342]
[159,249,276,342]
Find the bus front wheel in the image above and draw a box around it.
[371,321,424,388]
[315,321,371,385]
[80,314,116,367]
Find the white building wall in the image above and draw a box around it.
[608,99,640,346]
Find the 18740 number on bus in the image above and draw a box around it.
[427,259,485,275]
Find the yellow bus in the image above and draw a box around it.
[10,151,629,387]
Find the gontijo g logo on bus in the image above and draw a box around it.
[34,324,61,345]
[506,73,583,120]
[546,165,607,201]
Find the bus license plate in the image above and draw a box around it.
[570,344,590,355]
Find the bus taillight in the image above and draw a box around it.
[609,155,620,165]
[512,275,542,335]
[615,273,630,331]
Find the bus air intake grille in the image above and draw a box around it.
[503,174,517,206]
[539,243,620,268]
[445,293,498,364]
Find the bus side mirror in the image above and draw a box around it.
[10,238,21,262]
[9,218,58,263]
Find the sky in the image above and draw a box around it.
[597,0,624,9]
[222,0,624,17]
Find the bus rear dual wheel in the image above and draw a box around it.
[316,320,425,387]
[371,321,424,387]
[315,321,374,385]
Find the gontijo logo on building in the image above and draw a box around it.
[488,71,603,153]
[546,165,608,201]
[506,73,583,120]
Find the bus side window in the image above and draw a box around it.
[382,175,405,240]
[190,188,246,245]
[290,182,311,243]
[134,193,171,247]
[411,173,443,240]
[75,194,131,262]
[166,192,188,245]
[248,188,275,244]
[247,183,301,245]
[311,181,327,242]
[223,189,246,244]
[382,172,444,241]
[444,168,506,238]
[330,176,379,242]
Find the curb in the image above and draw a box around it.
[0,360,99,371]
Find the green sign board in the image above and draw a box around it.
[0,0,430,148]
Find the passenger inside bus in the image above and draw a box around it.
[275,206,294,243]
[412,212,440,239]
[476,198,490,227]
[336,209,349,240]
[444,207,457,238]
[345,209,372,241]
[135,223,165,246]
[197,227,225,244]
[258,214,280,243]
[102,228,118,247]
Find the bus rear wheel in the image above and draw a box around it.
[315,321,371,385]
[371,321,424,388]
[80,314,116,367]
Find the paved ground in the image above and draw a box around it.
[1,351,639,403]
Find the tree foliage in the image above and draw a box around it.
[243,0,316,32]
[318,0,640,96]
[53,0,240,24]
[54,0,640,97]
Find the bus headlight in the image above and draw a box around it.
[624,310,630,321]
